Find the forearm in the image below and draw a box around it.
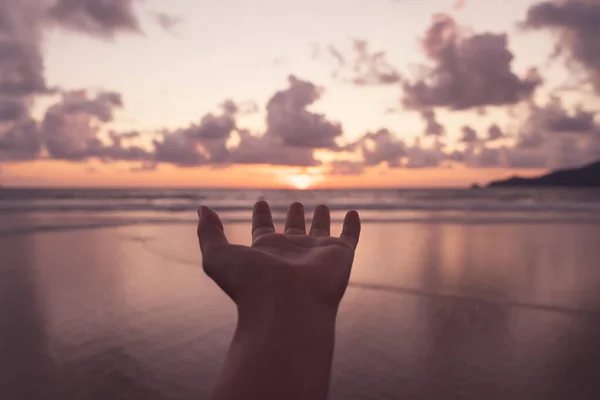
[210,293,338,400]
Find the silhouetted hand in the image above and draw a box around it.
[197,201,361,312]
[198,201,360,400]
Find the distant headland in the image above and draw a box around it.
[488,160,600,188]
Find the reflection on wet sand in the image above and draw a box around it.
[0,234,56,399]
[1,219,600,399]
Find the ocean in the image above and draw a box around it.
[2,187,600,234]
[2,187,600,399]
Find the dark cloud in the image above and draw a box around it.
[548,108,596,132]
[524,0,600,92]
[0,119,42,161]
[403,13,542,111]
[521,97,599,137]
[327,160,365,175]
[0,0,159,165]
[152,101,239,166]
[516,132,545,149]
[462,144,504,167]
[265,75,342,149]
[499,96,600,169]
[475,147,503,168]
[0,0,47,124]
[56,90,123,122]
[40,90,151,162]
[405,139,447,168]
[185,109,236,141]
[347,129,406,167]
[47,0,140,37]
[0,99,26,122]
[153,130,207,167]
[447,149,466,163]
[146,78,335,168]
[228,130,319,167]
[460,125,478,143]
[506,149,548,168]
[110,130,140,141]
[151,96,321,168]
[487,124,504,141]
[421,109,446,136]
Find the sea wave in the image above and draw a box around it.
[3,214,600,237]
[2,201,600,214]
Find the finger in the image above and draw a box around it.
[340,210,361,249]
[284,202,306,235]
[309,204,330,237]
[197,206,228,254]
[252,200,275,240]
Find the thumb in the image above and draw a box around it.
[197,206,228,254]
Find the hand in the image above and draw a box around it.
[197,201,361,313]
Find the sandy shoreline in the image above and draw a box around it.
[2,221,600,399]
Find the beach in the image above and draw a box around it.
[2,199,600,399]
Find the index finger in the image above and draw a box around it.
[198,206,229,254]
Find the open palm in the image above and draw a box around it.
[198,201,361,310]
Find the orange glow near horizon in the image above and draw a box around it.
[1,161,549,189]
[286,174,316,190]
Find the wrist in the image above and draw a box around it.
[236,285,338,337]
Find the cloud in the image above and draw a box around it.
[0,99,27,122]
[349,129,406,167]
[152,94,321,167]
[506,148,548,168]
[524,0,600,92]
[487,124,505,141]
[521,96,599,138]
[0,119,42,161]
[153,130,207,167]
[403,13,542,110]
[154,12,181,32]
[405,139,447,168]
[0,0,48,119]
[349,40,402,85]
[335,128,453,169]
[47,0,141,37]
[265,75,342,149]
[461,144,505,167]
[548,108,597,132]
[40,89,151,162]
[327,45,346,68]
[0,0,146,162]
[228,130,319,167]
[327,160,365,175]
[460,125,478,143]
[488,96,600,169]
[56,90,122,122]
[185,105,237,141]
[152,101,238,166]
[328,40,402,85]
[421,109,446,136]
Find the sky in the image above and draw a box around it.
[1,0,600,188]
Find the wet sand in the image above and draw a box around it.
[2,220,600,399]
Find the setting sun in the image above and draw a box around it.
[287,173,319,190]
